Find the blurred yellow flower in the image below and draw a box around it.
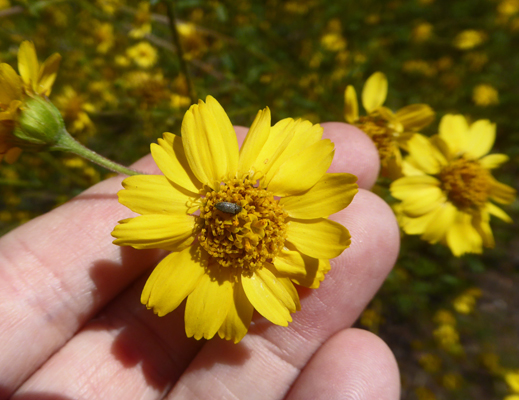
[345,71,435,178]
[505,395,519,400]
[506,371,519,393]
[0,0,11,10]
[54,86,96,135]
[419,353,442,373]
[453,30,486,50]
[412,22,434,42]
[112,96,357,342]
[321,33,347,52]
[94,22,115,54]
[126,41,158,69]
[391,114,516,256]
[498,0,519,16]
[473,84,499,106]
[1,41,61,163]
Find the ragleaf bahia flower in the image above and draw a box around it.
[0,41,62,163]
[112,96,358,343]
[391,114,516,256]
[345,72,435,179]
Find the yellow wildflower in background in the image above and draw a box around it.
[473,84,499,106]
[54,86,96,135]
[453,287,482,314]
[506,371,519,393]
[112,96,357,343]
[126,41,158,69]
[345,71,435,178]
[453,30,486,50]
[391,114,516,256]
[412,22,434,42]
[0,41,61,163]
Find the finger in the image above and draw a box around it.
[0,154,163,397]
[236,122,380,189]
[164,189,399,399]
[286,328,400,400]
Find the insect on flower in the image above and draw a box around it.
[215,201,243,215]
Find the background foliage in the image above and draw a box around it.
[1,0,518,399]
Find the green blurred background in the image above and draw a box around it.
[1,1,518,398]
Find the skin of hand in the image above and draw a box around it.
[0,122,401,400]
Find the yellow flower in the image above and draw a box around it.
[453,30,486,50]
[412,22,434,42]
[506,371,519,393]
[54,86,96,135]
[391,114,516,256]
[126,41,158,69]
[473,84,499,106]
[0,41,61,163]
[112,96,357,343]
[345,72,435,178]
[453,287,482,314]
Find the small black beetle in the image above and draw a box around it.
[215,202,243,215]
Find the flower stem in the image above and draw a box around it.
[165,0,197,105]
[50,131,142,176]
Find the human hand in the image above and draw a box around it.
[0,122,400,400]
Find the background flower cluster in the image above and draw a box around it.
[0,0,518,399]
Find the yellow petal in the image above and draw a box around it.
[400,212,435,235]
[112,214,194,250]
[390,175,441,200]
[37,53,61,95]
[362,72,388,113]
[439,114,469,156]
[400,187,445,217]
[421,202,457,243]
[280,173,358,219]
[464,119,495,159]
[286,217,351,259]
[487,202,512,223]
[185,266,233,340]
[395,104,435,131]
[489,179,516,204]
[267,139,334,196]
[181,96,239,188]
[150,132,201,194]
[118,175,193,215]
[18,41,39,91]
[344,85,359,123]
[237,107,271,176]
[473,213,494,248]
[446,212,482,256]
[407,134,445,174]
[218,278,254,343]
[0,64,23,104]
[275,248,331,289]
[141,246,206,317]
[241,265,294,326]
[479,153,509,169]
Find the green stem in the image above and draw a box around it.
[165,0,197,104]
[50,131,142,176]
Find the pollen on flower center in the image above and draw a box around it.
[355,116,396,165]
[196,175,288,273]
[439,158,491,211]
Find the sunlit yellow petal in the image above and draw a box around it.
[439,114,470,155]
[151,133,201,194]
[489,179,516,204]
[280,173,357,219]
[421,202,457,243]
[391,175,440,200]
[181,96,239,188]
[487,202,512,223]
[479,153,509,169]
[118,175,193,215]
[218,279,254,343]
[446,212,482,256]
[237,107,271,176]
[112,214,194,250]
[400,212,435,235]
[286,217,350,259]
[464,119,495,159]
[241,266,293,326]
[275,248,330,289]
[267,139,334,196]
[400,187,446,217]
[344,85,359,123]
[141,246,206,316]
[362,72,388,113]
[185,266,233,340]
[18,41,39,91]
[407,134,445,174]
[37,53,61,95]
[0,64,23,104]
[395,104,435,131]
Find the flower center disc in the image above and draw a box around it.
[439,158,490,211]
[356,116,397,166]
[197,176,288,272]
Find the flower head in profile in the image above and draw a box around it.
[0,41,61,163]
[345,72,435,179]
[391,114,516,256]
[112,96,357,343]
